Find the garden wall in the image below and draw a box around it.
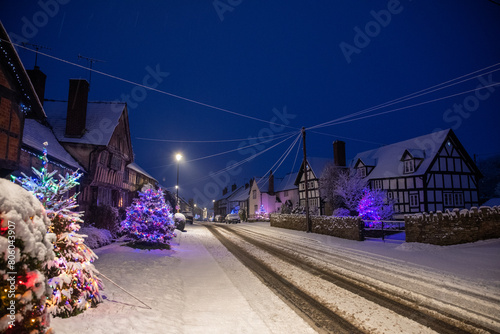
[270,214,364,241]
[404,206,500,245]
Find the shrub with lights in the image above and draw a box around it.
[121,185,176,249]
[358,188,395,223]
[0,179,55,333]
[12,145,103,318]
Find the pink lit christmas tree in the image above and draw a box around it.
[121,185,176,248]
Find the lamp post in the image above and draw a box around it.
[175,153,182,213]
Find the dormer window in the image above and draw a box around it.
[358,167,366,177]
[404,159,415,173]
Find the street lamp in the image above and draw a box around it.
[175,153,182,212]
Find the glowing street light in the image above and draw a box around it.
[175,153,182,212]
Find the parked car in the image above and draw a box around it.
[225,213,240,224]
[182,211,194,224]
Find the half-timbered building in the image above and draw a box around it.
[294,157,330,215]
[351,129,481,218]
[44,79,134,212]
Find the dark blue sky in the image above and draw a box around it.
[2,1,500,208]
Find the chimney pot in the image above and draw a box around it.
[333,140,346,167]
[65,79,89,138]
[27,66,46,106]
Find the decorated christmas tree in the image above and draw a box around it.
[12,144,103,318]
[121,185,176,248]
[0,179,55,333]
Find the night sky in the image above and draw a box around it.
[2,1,499,208]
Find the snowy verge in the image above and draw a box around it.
[80,227,113,249]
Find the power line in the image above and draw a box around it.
[309,62,500,130]
[8,39,299,130]
[136,130,298,143]
[310,82,500,130]
[147,132,296,169]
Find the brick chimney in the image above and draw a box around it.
[333,140,346,167]
[27,66,46,106]
[222,187,228,196]
[231,183,237,192]
[65,79,89,138]
[268,171,274,195]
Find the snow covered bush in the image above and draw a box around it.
[79,227,113,249]
[358,189,395,221]
[121,186,176,249]
[332,207,350,217]
[0,179,55,333]
[13,146,103,318]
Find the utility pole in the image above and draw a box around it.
[78,54,105,87]
[302,127,311,233]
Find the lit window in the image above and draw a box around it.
[404,160,415,173]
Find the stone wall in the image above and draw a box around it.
[270,214,364,241]
[404,206,500,245]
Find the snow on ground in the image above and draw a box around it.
[50,222,500,333]
[51,223,315,334]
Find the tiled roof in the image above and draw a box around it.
[44,100,126,146]
[22,119,83,171]
[127,162,157,182]
[350,129,451,179]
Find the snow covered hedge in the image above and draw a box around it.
[405,206,500,245]
[79,227,113,249]
[0,179,55,333]
[270,214,364,241]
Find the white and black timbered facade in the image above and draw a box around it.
[295,158,330,215]
[352,129,481,217]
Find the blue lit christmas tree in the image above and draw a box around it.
[358,189,395,222]
[121,185,176,248]
[13,144,103,318]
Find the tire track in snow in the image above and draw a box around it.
[210,224,498,333]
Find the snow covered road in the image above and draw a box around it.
[51,222,500,333]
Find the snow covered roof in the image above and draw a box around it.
[253,176,270,193]
[295,157,332,185]
[127,162,157,182]
[482,198,500,207]
[44,100,127,146]
[275,172,298,192]
[22,119,84,171]
[350,129,451,179]
[227,185,250,202]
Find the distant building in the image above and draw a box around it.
[351,129,482,218]
[274,172,299,213]
[124,162,158,206]
[295,157,331,215]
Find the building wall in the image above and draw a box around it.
[298,167,322,214]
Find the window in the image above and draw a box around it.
[99,151,108,164]
[409,194,419,207]
[358,167,366,177]
[284,190,289,197]
[109,154,122,170]
[454,192,464,207]
[252,189,256,199]
[404,160,415,173]
[254,205,258,213]
[444,192,453,206]
[373,180,382,189]
[387,192,393,200]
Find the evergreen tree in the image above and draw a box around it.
[0,179,55,333]
[13,144,103,318]
[121,185,176,246]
